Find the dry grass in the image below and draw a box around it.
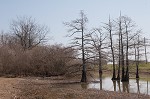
[0,77,149,99]
[0,78,23,99]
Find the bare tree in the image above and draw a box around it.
[119,15,125,82]
[64,11,88,82]
[114,14,122,80]
[88,28,107,74]
[113,14,137,81]
[0,31,19,50]
[122,16,136,81]
[144,37,148,64]
[0,31,9,46]
[133,31,143,79]
[104,16,116,80]
[136,35,140,78]
[10,16,49,50]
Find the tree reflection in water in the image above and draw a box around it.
[147,80,148,94]
[88,77,149,95]
[136,79,140,94]
[112,80,129,93]
[117,81,121,92]
[122,81,129,93]
[81,83,88,89]
[112,80,116,91]
[99,73,102,90]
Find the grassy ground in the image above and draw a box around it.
[0,77,150,99]
[101,63,150,76]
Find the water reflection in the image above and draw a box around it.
[99,73,102,90]
[147,80,148,94]
[136,79,140,94]
[122,81,129,93]
[81,83,88,89]
[112,80,129,93]
[88,77,150,95]
[117,81,121,92]
[112,80,116,91]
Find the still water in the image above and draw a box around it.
[53,76,150,95]
[87,77,150,95]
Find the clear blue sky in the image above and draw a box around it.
[0,0,150,45]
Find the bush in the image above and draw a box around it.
[0,44,77,77]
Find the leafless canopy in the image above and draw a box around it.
[10,16,49,50]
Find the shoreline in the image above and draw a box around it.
[0,77,149,99]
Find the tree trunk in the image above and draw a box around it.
[136,47,139,79]
[136,63,139,78]
[99,54,102,74]
[81,21,86,82]
[125,26,129,81]
[117,30,121,80]
[121,30,125,81]
[108,18,116,80]
[134,39,139,79]
[99,46,102,74]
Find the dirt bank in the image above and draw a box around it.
[0,77,149,99]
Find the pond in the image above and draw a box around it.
[55,76,150,95]
[87,77,150,95]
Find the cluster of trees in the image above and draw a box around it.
[0,12,149,82]
[64,11,149,82]
[0,17,77,77]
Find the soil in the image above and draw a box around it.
[0,76,150,99]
